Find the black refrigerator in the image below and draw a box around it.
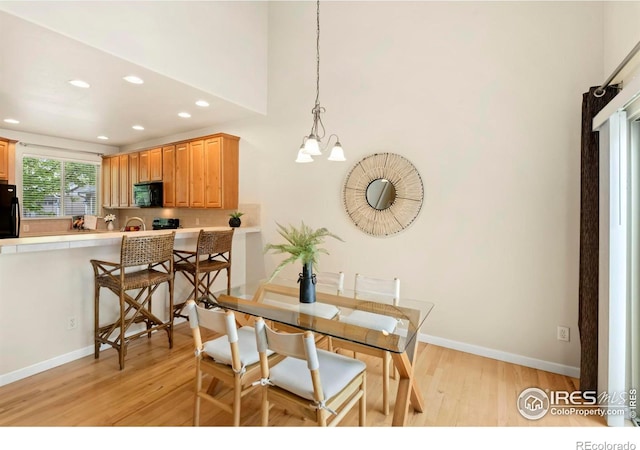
[0,184,20,239]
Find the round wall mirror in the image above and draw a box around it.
[343,153,424,236]
[366,179,396,210]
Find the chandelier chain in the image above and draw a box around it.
[309,0,325,140]
[296,0,345,162]
[315,0,320,107]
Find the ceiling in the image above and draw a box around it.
[0,11,260,148]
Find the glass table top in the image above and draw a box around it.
[213,277,434,355]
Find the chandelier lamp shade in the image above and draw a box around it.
[295,0,346,164]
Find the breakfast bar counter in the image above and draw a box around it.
[0,226,263,386]
[0,226,260,254]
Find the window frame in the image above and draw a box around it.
[16,144,102,220]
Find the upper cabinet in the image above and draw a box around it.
[139,147,162,182]
[0,140,9,181]
[129,152,139,203]
[150,147,163,181]
[162,145,175,207]
[138,150,149,182]
[102,153,135,208]
[189,139,205,208]
[118,154,130,208]
[103,133,239,210]
[102,156,112,207]
[174,142,190,207]
[0,138,16,182]
[189,134,239,210]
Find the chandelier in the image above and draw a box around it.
[296,0,346,163]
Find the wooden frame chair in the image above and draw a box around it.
[185,300,279,426]
[315,271,344,351]
[333,273,400,415]
[315,271,345,295]
[90,232,176,370]
[254,317,367,427]
[173,228,234,318]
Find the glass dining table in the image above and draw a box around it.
[213,277,434,426]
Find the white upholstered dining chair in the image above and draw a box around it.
[315,271,345,295]
[185,300,278,426]
[254,317,367,426]
[334,273,400,415]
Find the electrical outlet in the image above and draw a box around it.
[23,224,29,232]
[557,326,570,342]
[196,218,200,225]
[67,316,78,330]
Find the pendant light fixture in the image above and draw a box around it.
[296,0,346,163]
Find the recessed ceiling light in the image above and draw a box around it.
[195,100,209,107]
[132,125,145,131]
[3,118,19,124]
[69,79,90,88]
[97,135,109,140]
[123,75,144,85]
[178,112,191,118]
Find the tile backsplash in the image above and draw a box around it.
[22,203,260,235]
[109,203,260,230]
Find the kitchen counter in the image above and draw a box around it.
[0,226,260,254]
[0,225,264,386]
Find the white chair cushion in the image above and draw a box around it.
[269,349,366,401]
[203,326,271,367]
[340,310,398,333]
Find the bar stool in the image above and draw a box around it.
[90,232,176,370]
[173,228,234,318]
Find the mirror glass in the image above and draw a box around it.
[366,178,396,210]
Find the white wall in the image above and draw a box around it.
[1,1,610,377]
[0,0,268,115]
[210,1,604,372]
[0,230,251,384]
[603,1,640,84]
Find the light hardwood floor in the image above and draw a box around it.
[0,322,605,427]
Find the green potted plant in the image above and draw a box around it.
[228,211,244,228]
[264,221,343,303]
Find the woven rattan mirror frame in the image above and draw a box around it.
[343,153,423,236]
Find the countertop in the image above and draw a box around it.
[0,226,260,254]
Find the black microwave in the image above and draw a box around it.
[133,182,163,207]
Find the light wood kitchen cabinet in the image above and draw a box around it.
[102,154,135,208]
[150,147,162,181]
[129,152,139,204]
[102,156,111,207]
[0,138,16,183]
[102,133,238,209]
[138,150,150,182]
[0,140,8,180]
[204,137,222,208]
[189,139,205,208]
[118,154,130,207]
[110,156,119,208]
[162,145,175,207]
[175,142,189,207]
[138,148,162,182]
[189,134,239,209]
[209,134,238,209]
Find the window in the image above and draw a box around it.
[22,156,99,218]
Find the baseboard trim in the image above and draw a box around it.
[0,326,580,387]
[418,333,581,378]
[0,346,95,387]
